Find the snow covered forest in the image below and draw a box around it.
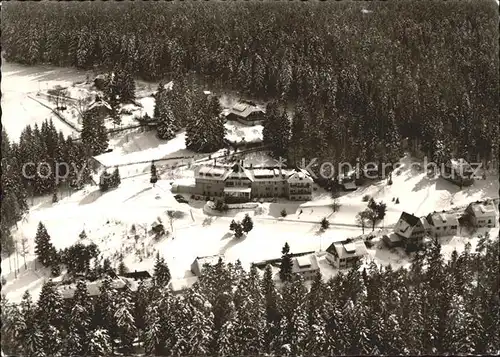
[1,1,500,356]
[2,1,499,165]
[2,234,499,356]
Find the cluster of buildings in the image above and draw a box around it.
[383,200,497,249]
[175,162,314,203]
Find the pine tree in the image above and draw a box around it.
[114,288,137,352]
[34,222,56,267]
[64,280,92,356]
[111,167,121,187]
[87,329,112,357]
[242,214,254,233]
[153,253,171,287]
[229,219,238,231]
[79,229,87,240]
[233,265,265,354]
[154,86,177,140]
[36,280,64,356]
[118,255,128,275]
[320,217,330,230]
[263,101,290,158]
[185,94,226,152]
[150,161,158,186]
[279,242,293,282]
[234,222,244,239]
[81,111,108,156]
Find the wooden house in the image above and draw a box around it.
[426,211,460,238]
[393,212,428,248]
[326,240,368,269]
[441,158,474,187]
[465,201,497,228]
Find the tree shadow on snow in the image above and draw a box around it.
[220,234,246,254]
[79,189,104,205]
[412,175,437,192]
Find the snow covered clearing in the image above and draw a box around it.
[1,61,89,140]
[224,120,263,144]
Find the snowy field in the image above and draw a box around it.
[1,61,88,140]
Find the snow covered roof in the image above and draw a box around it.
[287,169,313,183]
[467,201,497,218]
[291,254,319,274]
[58,277,130,299]
[227,103,265,119]
[226,164,254,182]
[383,233,402,243]
[191,255,224,276]
[426,212,459,228]
[343,181,357,190]
[196,165,230,180]
[169,276,199,293]
[447,158,474,174]
[88,99,112,112]
[164,81,174,91]
[327,240,368,259]
[393,212,421,239]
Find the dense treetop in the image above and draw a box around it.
[3,1,498,165]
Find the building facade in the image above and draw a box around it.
[192,164,314,202]
[426,212,460,237]
[441,158,474,187]
[224,102,265,125]
[291,254,320,280]
[393,212,428,248]
[465,201,497,228]
[326,240,368,269]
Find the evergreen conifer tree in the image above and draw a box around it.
[242,214,254,233]
[279,242,293,282]
[153,253,171,287]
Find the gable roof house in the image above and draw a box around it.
[191,255,225,277]
[441,158,475,187]
[465,201,497,228]
[326,240,368,269]
[426,211,460,237]
[392,212,429,249]
[291,254,320,280]
[85,96,113,120]
[225,103,266,126]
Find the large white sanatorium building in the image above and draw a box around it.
[189,163,314,202]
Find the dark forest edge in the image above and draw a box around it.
[1,234,499,356]
[2,0,498,166]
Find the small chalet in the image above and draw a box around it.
[392,212,428,248]
[225,102,265,125]
[191,255,225,277]
[441,158,474,187]
[291,254,319,280]
[122,270,152,281]
[426,211,460,238]
[86,96,113,120]
[326,240,368,269]
[465,201,497,228]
